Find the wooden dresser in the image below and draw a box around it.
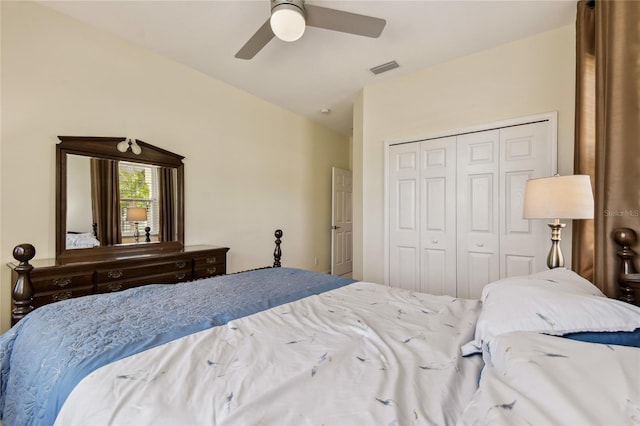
[8,245,229,323]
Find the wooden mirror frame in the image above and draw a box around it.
[56,136,185,262]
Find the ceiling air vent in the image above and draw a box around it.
[370,60,399,75]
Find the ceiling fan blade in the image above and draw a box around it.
[235,19,275,60]
[305,4,386,38]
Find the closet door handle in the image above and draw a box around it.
[476,243,484,247]
[432,239,438,244]
[331,226,341,230]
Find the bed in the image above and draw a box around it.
[2,230,640,425]
[66,223,101,249]
[65,232,101,249]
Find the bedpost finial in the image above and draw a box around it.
[613,228,636,247]
[273,229,283,268]
[13,243,36,264]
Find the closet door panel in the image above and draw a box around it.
[420,137,457,296]
[389,143,420,290]
[504,254,535,277]
[421,248,447,295]
[460,252,494,299]
[457,130,500,299]
[499,122,553,277]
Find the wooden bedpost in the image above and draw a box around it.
[613,228,640,304]
[273,229,283,268]
[12,244,36,324]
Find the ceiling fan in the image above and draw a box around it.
[235,0,386,60]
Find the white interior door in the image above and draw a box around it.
[419,137,457,295]
[331,167,353,276]
[456,130,500,299]
[499,121,553,277]
[387,114,557,298]
[388,144,420,290]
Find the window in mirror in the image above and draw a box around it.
[119,161,159,242]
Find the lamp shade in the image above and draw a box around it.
[126,207,147,222]
[523,175,594,219]
[270,1,306,42]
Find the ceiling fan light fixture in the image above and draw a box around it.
[270,1,306,42]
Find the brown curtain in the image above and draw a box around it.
[158,167,176,242]
[573,0,640,298]
[90,158,122,245]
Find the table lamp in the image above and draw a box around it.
[523,175,594,269]
[126,207,147,243]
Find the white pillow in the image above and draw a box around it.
[461,268,640,355]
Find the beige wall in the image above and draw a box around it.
[353,25,576,284]
[0,2,349,331]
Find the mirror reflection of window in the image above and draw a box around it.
[119,161,160,242]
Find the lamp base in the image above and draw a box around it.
[133,222,140,243]
[546,219,566,269]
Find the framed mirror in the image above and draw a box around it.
[56,136,184,261]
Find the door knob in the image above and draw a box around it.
[331,225,341,230]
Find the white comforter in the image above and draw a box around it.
[55,281,483,425]
[461,331,640,425]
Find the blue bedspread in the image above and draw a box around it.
[0,267,355,426]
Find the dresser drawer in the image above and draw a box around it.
[31,272,95,293]
[96,260,190,283]
[96,270,193,293]
[193,250,226,279]
[193,253,225,268]
[193,263,226,279]
[32,287,94,308]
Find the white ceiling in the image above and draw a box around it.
[39,0,576,136]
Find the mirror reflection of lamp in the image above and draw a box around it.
[126,207,147,243]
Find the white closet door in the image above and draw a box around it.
[419,137,457,295]
[456,130,500,299]
[499,122,553,277]
[388,143,420,291]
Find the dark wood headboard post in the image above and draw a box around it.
[273,229,283,267]
[613,228,640,304]
[11,244,36,323]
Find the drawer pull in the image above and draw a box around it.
[107,270,124,279]
[53,277,72,288]
[206,267,217,274]
[206,257,217,264]
[107,283,122,292]
[175,261,187,269]
[52,291,72,301]
[175,272,186,280]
